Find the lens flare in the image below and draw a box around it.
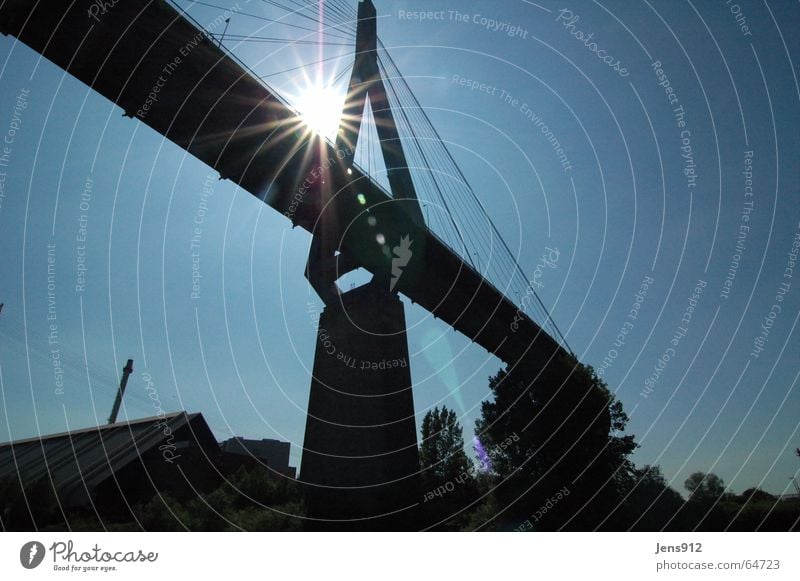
[293,83,344,139]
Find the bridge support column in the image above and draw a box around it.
[300,282,421,530]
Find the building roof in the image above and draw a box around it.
[0,412,218,507]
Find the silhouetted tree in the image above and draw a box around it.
[418,406,477,529]
[738,487,777,504]
[725,488,799,531]
[474,352,637,530]
[3,466,306,531]
[677,471,732,530]
[0,474,64,530]
[616,465,685,530]
[460,471,501,531]
[168,465,304,531]
[684,472,726,503]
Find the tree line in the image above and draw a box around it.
[2,352,798,530]
[418,353,800,531]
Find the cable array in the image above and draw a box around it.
[376,43,571,351]
[169,0,571,352]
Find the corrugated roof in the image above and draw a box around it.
[0,411,217,507]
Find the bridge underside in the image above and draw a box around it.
[1,0,566,529]
[0,0,563,368]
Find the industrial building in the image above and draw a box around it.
[0,411,296,526]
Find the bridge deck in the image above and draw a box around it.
[0,0,564,368]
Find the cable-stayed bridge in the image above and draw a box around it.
[0,0,573,529]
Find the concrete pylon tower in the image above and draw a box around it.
[300,0,423,530]
[301,283,420,529]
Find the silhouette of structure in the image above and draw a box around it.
[0,412,297,522]
[0,0,568,529]
[220,436,297,478]
[108,359,134,425]
[299,0,427,529]
[0,412,223,513]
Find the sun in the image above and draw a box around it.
[293,83,344,140]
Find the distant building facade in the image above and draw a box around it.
[219,437,296,478]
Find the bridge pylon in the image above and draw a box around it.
[300,0,422,530]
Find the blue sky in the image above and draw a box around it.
[0,0,798,496]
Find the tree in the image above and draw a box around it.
[474,352,638,530]
[679,471,730,530]
[134,465,304,531]
[0,474,64,530]
[738,487,777,505]
[684,472,726,503]
[616,465,685,531]
[418,406,477,529]
[677,474,800,531]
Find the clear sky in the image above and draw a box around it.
[0,0,798,496]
